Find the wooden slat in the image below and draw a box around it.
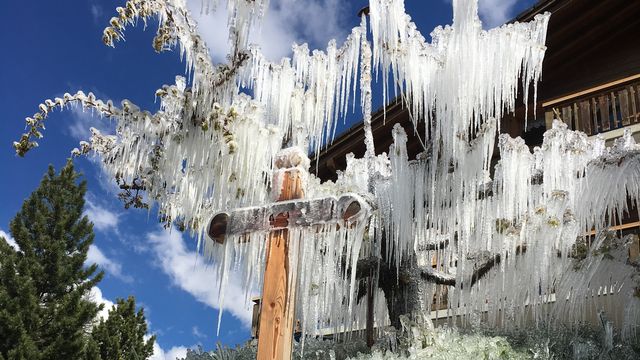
[572,103,581,132]
[631,85,640,123]
[578,100,592,135]
[251,299,261,338]
[562,106,573,128]
[598,95,611,132]
[611,92,619,129]
[629,235,639,263]
[545,110,555,130]
[619,89,631,126]
[591,98,599,133]
[630,86,639,124]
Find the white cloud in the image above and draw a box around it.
[147,228,254,328]
[67,104,114,141]
[0,229,19,251]
[478,0,519,29]
[187,0,349,62]
[85,199,120,232]
[192,326,206,339]
[89,1,104,24]
[150,342,189,360]
[87,244,133,283]
[88,286,115,321]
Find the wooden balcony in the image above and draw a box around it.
[543,75,640,136]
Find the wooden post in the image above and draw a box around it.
[257,165,305,360]
[207,148,373,358]
[366,271,375,347]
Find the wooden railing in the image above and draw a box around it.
[543,76,640,136]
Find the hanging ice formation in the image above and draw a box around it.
[15,0,640,341]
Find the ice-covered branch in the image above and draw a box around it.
[418,266,456,286]
[14,91,130,157]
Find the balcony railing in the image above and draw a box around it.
[543,76,640,136]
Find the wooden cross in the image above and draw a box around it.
[206,147,372,360]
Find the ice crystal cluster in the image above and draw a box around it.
[16,0,640,345]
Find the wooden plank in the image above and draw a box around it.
[544,110,555,130]
[257,170,304,360]
[578,100,592,135]
[251,298,261,338]
[619,89,631,126]
[629,235,639,263]
[542,74,640,107]
[572,103,581,132]
[591,98,599,133]
[585,221,640,236]
[258,230,293,360]
[366,274,375,347]
[562,106,573,129]
[634,85,640,124]
[598,95,611,132]
[630,85,639,124]
[611,92,619,129]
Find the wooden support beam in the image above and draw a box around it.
[584,221,640,237]
[257,169,304,360]
[366,270,375,347]
[629,235,639,263]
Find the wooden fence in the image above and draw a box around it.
[544,76,640,136]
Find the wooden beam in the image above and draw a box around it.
[366,273,375,347]
[584,221,640,237]
[256,170,304,360]
[629,235,639,263]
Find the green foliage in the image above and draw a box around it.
[86,297,155,360]
[0,161,103,359]
[0,161,155,360]
[179,346,215,360]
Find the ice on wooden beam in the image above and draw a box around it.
[205,197,374,340]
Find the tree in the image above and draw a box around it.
[0,161,103,359]
[85,297,155,360]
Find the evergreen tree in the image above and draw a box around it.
[86,296,155,360]
[0,162,103,359]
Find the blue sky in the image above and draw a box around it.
[0,0,535,358]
